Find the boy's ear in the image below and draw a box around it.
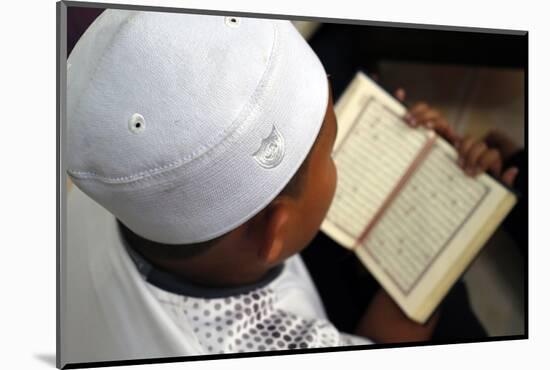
[257,199,291,265]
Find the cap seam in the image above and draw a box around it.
[182,60,329,244]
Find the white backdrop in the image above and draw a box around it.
[2,0,546,369]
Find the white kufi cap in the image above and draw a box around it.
[67,10,328,244]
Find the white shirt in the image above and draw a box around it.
[63,187,370,366]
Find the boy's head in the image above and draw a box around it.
[67,10,337,271]
[119,85,337,270]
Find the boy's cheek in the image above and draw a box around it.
[308,163,335,228]
[328,160,338,203]
[291,162,337,256]
[315,161,337,227]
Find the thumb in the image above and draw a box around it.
[501,167,519,187]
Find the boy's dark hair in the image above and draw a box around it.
[118,122,323,260]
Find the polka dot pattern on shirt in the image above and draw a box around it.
[147,284,367,354]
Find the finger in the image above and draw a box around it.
[420,116,457,143]
[409,104,449,136]
[404,102,429,126]
[394,88,406,102]
[412,107,450,131]
[411,109,450,135]
[484,129,521,162]
[477,149,502,176]
[408,102,430,117]
[501,167,519,187]
[465,141,488,175]
[457,136,476,168]
[413,109,441,125]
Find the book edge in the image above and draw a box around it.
[408,191,518,323]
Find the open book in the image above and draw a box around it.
[321,71,517,324]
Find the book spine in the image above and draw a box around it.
[353,133,438,250]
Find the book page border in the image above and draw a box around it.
[326,95,373,241]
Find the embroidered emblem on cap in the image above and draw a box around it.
[253,125,285,169]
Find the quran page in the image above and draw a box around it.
[357,139,489,295]
[321,71,433,248]
[354,136,517,323]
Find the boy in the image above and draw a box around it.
[64,9,517,364]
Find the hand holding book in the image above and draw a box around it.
[395,88,519,187]
[356,288,441,343]
[455,134,519,185]
[321,71,518,323]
